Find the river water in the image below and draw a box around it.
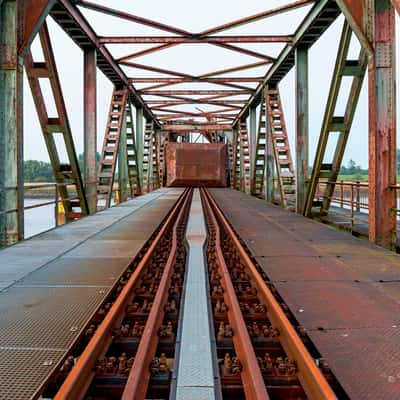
[24,198,56,238]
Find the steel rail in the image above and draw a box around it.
[203,188,337,400]
[53,188,190,400]
[201,189,270,400]
[122,188,192,399]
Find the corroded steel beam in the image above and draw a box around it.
[83,47,97,213]
[393,0,400,13]
[141,90,252,96]
[200,0,314,35]
[162,124,232,132]
[100,35,292,44]
[19,0,56,53]
[54,0,159,125]
[368,0,397,248]
[130,77,263,83]
[336,0,372,54]
[234,0,340,126]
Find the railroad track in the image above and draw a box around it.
[37,187,347,400]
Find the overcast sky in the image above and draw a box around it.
[23,1,400,168]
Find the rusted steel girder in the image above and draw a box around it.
[335,0,372,54]
[392,0,400,13]
[99,35,293,44]
[368,0,397,248]
[162,124,232,132]
[54,0,159,125]
[19,0,56,54]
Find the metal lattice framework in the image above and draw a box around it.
[0,0,399,249]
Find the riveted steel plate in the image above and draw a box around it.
[16,257,133,287]
[308,328,400,400]
[166,143,227,187]
[0,286,109,349]
[0,348,66,400]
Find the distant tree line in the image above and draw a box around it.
[24,153,101,182]
[23,150,400,183]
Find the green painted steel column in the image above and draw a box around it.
[136,107,144,187]
[249,106,257,189]
[83,47,97,213]
[118,105,129,202]
[265,89,274,202]
[295,45,309,214]
[0,1,24,245]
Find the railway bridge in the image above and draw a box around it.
[1,1,400,399]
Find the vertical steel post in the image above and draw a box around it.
[265,89,274,202]
[136,107,144,186]
[249,106,257,185]
[368,0,397,248]
[118,106,129,202]
[295,45,309,213]
[0,1,24,245]
[83,47,97,213]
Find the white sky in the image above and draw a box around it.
[23,1,400,168]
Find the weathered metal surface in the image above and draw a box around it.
[295,45,309,213]
[0,189,183,399]
[368,0,397,248]
[210,188,400,400]
[304,20,368,218]
[308,328,400,400]
[25,21,89,220]
[0,0,24,245]
[166,143,227,187]
[84,47,97,213]
[19,0,56,54]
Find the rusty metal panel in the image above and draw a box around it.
[308,328,400,400]
[166,143,227,187]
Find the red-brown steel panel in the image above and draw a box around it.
[166,143,227,187]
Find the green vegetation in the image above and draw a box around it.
[24,160,54,182]
[24,153,101,183]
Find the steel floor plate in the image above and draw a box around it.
[0,348,66,400]
[210,188,400,400]
[0,188,184,399]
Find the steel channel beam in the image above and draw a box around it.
[233,0,340,126]
[335,0,372,54]
[201,189,270,400]
[136,107,144,186]
[99,35,293,44]
[118,106,129,203]
[0,0,24,245]
[52,0,159,126]
[368,0,397,248]
[204,188,337,400]
[83,47,97,213]
[295,45,309,214]
[249,107,257,184]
